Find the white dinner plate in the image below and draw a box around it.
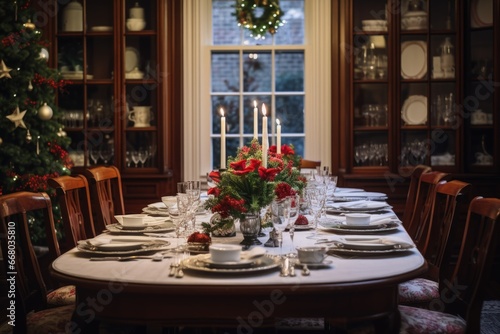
[125,47,139,73]
[334,238,413,251]
[327,244,413,256]
[318,221,400,234]
[401,41,427,79]
[183,254,280,274]
[77,240,170,255]
[339,201,391,211]
[401,95,427,125]
[471,0,493,27]
[105,222,175,234]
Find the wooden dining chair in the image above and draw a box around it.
[84,165,125,233]
[48,174,96,253]
[399,180,471,308]
[399,197,500,333]
[299,159,321,170]
[405,171,449,245]
[0,191,74,333]
[401,164,432,229]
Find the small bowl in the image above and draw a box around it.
[296,247,327,264]
[345,213,371,226]
[161,196,177,210]
[121,214,148,227]
[127,18,146,31]
[209,244,241,263]
[401,11,427,30]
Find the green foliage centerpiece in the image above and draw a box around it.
[204,139,305,245]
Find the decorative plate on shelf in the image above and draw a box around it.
[125,47,140,73]
[401,41,427,79]
[401,95,427,125]
[471,0,493,28]
[91,26,113,32]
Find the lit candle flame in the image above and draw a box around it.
[276,119,280,125]
[253,100,257,108]
[262,104,267,116]
[220,108,224,117]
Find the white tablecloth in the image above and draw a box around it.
[52,212,424,286]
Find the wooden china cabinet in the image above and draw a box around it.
[336,0,500,216]
[50,0,182,212]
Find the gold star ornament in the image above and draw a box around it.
[0,60,12,79]
[6,106,27,129]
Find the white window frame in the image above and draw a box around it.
[182,0,331,180]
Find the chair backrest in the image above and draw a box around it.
[440,197,500,333]
[300,159,321,170]
[402,165,432,228]
[421,180,471,280]
[0,191,61,331]
[84,165,125,233]
[405,171,449,248]
[48,175,96,252]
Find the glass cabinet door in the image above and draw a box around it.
[351,0,389,169]
[122,0,160,172]
[464,0,496,171]
[56,0,116,167]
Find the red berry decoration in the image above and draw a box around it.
[187,232,211,244]
[295,215,309,225]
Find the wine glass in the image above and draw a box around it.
[304,186,326,238]
[99,146,113,165]
[286,194,300,255]
[138,147,148,167]
[131,150,140,167]
[89,147,99,165]
[271,197,292,254]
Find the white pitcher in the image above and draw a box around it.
[129,106,153,127]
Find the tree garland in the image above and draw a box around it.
[234,0,284,39]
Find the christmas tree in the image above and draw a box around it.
[0,1,72,243]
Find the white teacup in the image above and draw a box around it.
[129,106,153,127]
[296,247,327,264]
[209,244,241,263]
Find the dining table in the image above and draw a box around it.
[51,188,427,333]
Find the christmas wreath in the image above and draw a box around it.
[234,0,285,39]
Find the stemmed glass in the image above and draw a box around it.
[286,194,300,255]
[99,146,113,165]
[271,197,292,254]
[138,147,148,167]
[131,150,140,167]
[89,147,99,165]
[304,186,326,238]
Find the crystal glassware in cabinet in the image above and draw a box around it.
[353,132,388,167]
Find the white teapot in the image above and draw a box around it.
[128,106,153,127]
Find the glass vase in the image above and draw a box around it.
[239,213,262,247]
[210,213,236,237]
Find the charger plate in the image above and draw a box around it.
[182,254,279,273]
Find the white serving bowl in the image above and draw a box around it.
[361,19,387,31]
[296,247,327,264]
[209,244,241,263]
[401,11,427,30]
[127,18,146,31]
[345,213,371,226]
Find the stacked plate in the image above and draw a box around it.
[77,237,170,255]
[326,237,414,255]
[327,201,392,214]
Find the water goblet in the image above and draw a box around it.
[304,186,326,238]
[271,197,292,254]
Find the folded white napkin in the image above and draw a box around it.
[78,237,112,247]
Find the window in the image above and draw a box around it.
[182,0,331,179]
[210,0,305,169]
